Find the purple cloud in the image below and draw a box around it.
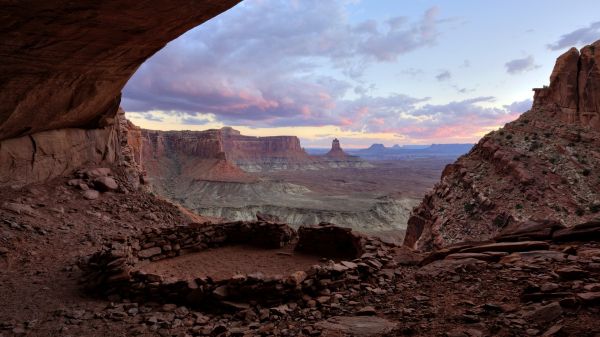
[505,56,539,74]
[548,21,600,51]
[337,96,530,141]
[122,0,442,128]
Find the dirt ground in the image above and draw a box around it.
[137,244,323,281]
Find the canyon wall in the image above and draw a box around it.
[0,125,119,187]
[404,41,600,251]
[136,127,371,177]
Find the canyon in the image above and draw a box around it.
[132,124,424,237]
[0,2,599,336]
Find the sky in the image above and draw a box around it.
[122,0,600,148]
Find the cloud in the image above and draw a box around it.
[503,99,532,114]
[121,0,528,144]
[182,116,213,125]
[128,112,164,122]
[399,68,424,77]
[123,0,443,128]
[547,21,600,50]
[435,70,451,81]
[504,56,539,74]
[334,95,528,142]
[452,85,473,94]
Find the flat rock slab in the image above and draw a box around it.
[315,316,398,336]
[460,241,550,253]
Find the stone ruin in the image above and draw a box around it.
[81,221,394,311]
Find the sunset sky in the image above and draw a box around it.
[123,0,600,148]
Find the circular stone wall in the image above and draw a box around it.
[82,221,393,310]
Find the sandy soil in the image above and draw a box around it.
[136,244,323,281]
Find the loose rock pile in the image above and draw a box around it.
[67,167,123,200]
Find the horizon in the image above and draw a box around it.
[123,0,600,148]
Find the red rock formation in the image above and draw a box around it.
[138,127,253,184]
[533,40,600,130]
[137,127,314,178]
[325,138,348,159]
[405,40,600,251]
[0,1,240,142]
[0,123,119,187]
[220,128,313,164]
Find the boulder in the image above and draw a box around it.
[138,247,162,259]
[523,302,563,324]
[314,316,398,336]
[295,223,364,259]
[82,190,100,200]
[495,219,565,241]
[94,176,119,191]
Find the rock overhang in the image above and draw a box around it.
[0,0,241,141]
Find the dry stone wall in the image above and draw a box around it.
[81,222,398,310]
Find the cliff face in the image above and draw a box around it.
[404,40,600,251]
[533,41,600,130]
[220,128,315,168]
[137,127,313,178]
[136,128,253,197]
[135,127,372,176]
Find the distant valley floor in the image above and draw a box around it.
[172,159,449,243]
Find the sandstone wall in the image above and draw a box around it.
[0,125,118,187]
[141,130,226,161]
